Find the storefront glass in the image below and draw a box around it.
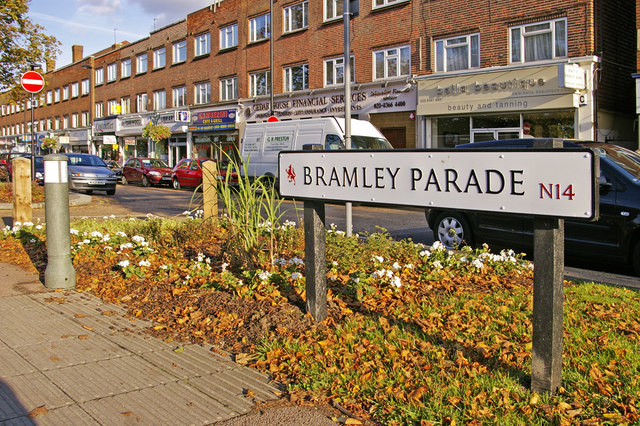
[136,139,148,157]
[194,133,239,163]
[155,139,168,163]
[522,110,574,138]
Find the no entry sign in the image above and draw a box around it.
[20,71,45,93]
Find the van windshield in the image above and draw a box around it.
[351,135,393,149]
[592,145,640,181]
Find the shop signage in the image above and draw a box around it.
[189,109,236,132]
[103,135,116,144]
[68,130,90,142]
[175,111,190,122]
[244,82,416,121]
[417,65,578,116]
[558,64,586,90]
[94,118,118,134]
[278,149,597,219]
[58,136,70,145]
[124,137,136,146]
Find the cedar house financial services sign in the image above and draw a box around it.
[417,65,582,115]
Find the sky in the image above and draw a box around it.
[28,0,218,69]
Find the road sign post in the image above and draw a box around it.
[21,71,45,179]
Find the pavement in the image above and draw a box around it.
[0,193,92,211]
[0,263,340,426]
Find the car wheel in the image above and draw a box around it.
[172,178,181,190]
[121,175,128,185]
[106,189,115,196]
[434,212,473,249]
[85,190,93,195]
[141,175,149,187]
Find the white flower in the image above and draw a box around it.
[291,272,302,280]
[90,231,103,238]
[257,270,272,282]
[22,221,33,227]
[120,242,134,250]
[116,231,127,238]
[35,225,43,230]
[290,257,304,266]
[138,260,151,267]
[431,241,444,251]
[160,265,168,270]
[221,263,229,272]
[471,259,484,269]
[132,235,145,243]
[390,275,402,288]
[371,255,384,264]
[392,262,401,270]
[273,258,287,266]
[82,239,90,244]
[404,264,413,269]
[197,252,205,262]
[14,221,21,226]
[118,260,130,268]
[101,235,111,242]
[29,238,36,243]
[70,229,79,235]
[420,250,430,257]
[432,261,443,270]
[185,274,191,280]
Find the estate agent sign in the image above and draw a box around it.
[278,149,597,219]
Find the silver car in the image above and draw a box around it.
[64,153,117,195]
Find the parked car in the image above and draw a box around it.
[122,157,172,187]
[171,158,238,190]
[0,152,34,181]
[106,160,123,183]
[64,153,117,195]
[425,139,640,275]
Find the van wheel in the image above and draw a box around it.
[434,212,472,250]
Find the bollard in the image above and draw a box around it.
[43,154,76,289]
[12,157,32,225]
[202,160,219,220]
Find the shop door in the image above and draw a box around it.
[471,129,520,143]
[381,127,406,148]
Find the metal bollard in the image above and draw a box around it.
[43,154,76,289]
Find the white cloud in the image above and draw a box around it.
[75,0,123,15]
[128,0,214,26]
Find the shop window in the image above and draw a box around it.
[522,111,574,138]
[510,18,567,63]
[249,14,270,43]
[435,34,480,72]
[249,70,270,96]
[431,117,471,148]
[374,45,410,80]
[283,1,308,33]
[324,56,354,87]
[284,63,308,92]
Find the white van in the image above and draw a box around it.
[240,117,392,182]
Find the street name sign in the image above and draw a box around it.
[20,71,45,93]
[278,149,598,220]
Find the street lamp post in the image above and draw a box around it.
[344,1,353,236]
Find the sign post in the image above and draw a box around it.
[21,71,45,179]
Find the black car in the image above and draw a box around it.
[425,139,640,275]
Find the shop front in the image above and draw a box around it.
[188,108,238,163]
[93,117,119,158]
[155,111,189,167]
[67,129,91,153]
[416,61,595,148]
[117,116,146,164]
[240,80,417,148]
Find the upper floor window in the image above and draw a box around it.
[71,82,79,98]
[121,97,131,114]
[81,112,89,127]
[173,41,186,63]
[373,0,409,8]
[173,86,187,107]
[95,68,104,85]
[374,45,410,80]
[62,85,69,100]
[81,79,90,95]
[194,82,211,104]
[249,14,270,43]
[121,58,131,78]
[194,33,211,57]
[136,93,148,112]
[284,1,308,33]
[284,63,308,92]
[249,70,271,97]
[220,24,238,50]
[154,47,166,69]
[153,90,166,110]
[137,54,148,74]
[324,56,355,86]
[435,34,480,72]
[54,88,61,102]
[324,0,343,21]
[220,77,238,101]
[46,90,53,104]
[510,18,567,63]
[107,99,120,115]
[95,102,104,118]
[107,63,117,82]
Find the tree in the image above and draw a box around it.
[0,0,60,100]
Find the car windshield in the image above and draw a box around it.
[67,155,107,167]
[591,145,640,181]
[351,136,393,150]
[141,159,169,168]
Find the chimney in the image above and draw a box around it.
[72,45,84,63]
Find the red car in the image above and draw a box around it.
[122,157,173,187]
[171,158,238,190]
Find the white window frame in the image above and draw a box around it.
[95,68,104,85]
[283,1,308,33]
[194,33,211,57]
[71,113,78,128]
[54,88,60,102]
[249,71,271,97]
[173,40,187,63]
[136,93,148,112]
[372,0,409,8]
[153,47,166,69]
[71,82,79,98]
[324,0,343,21]
[121,97,131,114]
[324,56,355,87]
[194,82,211,104]
[107,99,119,115]
[46,90,53,104]
[62,85,69,100]
[95,102,103,119]
[136,54,148,74]
[173,86,187,107]
[107,63,117,82]
[220,24,238,50]
[435,33,480,73]
[220,77,238,101]
[81,112,88,127]
[510,18,568,63]
[81,79,90,95]
[249,14,270,43]
[153,90,167,110]
[121,58,131,78]
[373,45,411,80]
[284,63,309,92]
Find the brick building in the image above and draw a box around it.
[0,0,636,164]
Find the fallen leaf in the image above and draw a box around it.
[49,355,61,362]
[121,411,133,417]
[82,325,93,331]
[173,345,184,353]
[28,405,48,417]
[78,334,89,340]
[74,313,85,318]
